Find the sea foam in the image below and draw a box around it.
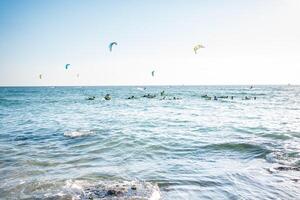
[64,130,94,138]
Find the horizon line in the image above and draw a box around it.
[0,84,297,88]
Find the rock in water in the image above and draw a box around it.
[79,180,160,200]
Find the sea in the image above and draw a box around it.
[0,86,299,199]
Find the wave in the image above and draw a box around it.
[265,151,300,166]
[137,87,146,91]
[202,142,270,158]
[81,181,160,200]
[63,180,160,200]
[1,179,160,199]
[64,130,94,138]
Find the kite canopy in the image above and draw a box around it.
[109,42,118,52]
[39,74,42,79]
[151,70,155,77]
[65,64,71,69]
[194,44,205,54]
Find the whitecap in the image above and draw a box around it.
[137,87,146,91]
[64,130,94,138]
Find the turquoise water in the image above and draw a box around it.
[0,86,299,199]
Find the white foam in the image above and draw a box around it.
[65,180,84,190]
[63,180,160,199]
[137,87,146,91]
[150,187,161,200]
[64,130,94,138]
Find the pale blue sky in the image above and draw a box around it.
[0,0,299,86]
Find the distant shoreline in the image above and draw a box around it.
[0,84,297,88]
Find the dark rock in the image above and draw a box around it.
[106,189,117,196]
[79,180,160,199]
[275,166,300,171]
[131,185,137,190]
[291,178,299,182]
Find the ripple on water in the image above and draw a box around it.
[1,86,300,199]
[202,142,271,159]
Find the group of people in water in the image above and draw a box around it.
[201,94,257,100]
[126,91,181,100]
[86,94,112,101]
[86,90,257,101]
[86,90,179,101]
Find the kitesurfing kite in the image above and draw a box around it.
[151,70,155,77]
[65,64,71,69]
[194,44,205,54]
[109,42,118,52]
[39,74,42,79]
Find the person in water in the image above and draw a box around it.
[87,96,95,100]
[127,95,136,100]
[104,94,111,100]
[160,90,165,96]
[214,96,217,100]
[143,94,156,98]
[231,96,234,100]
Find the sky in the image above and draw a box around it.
[0,0,300,86]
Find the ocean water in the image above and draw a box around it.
[0,86,299,199]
